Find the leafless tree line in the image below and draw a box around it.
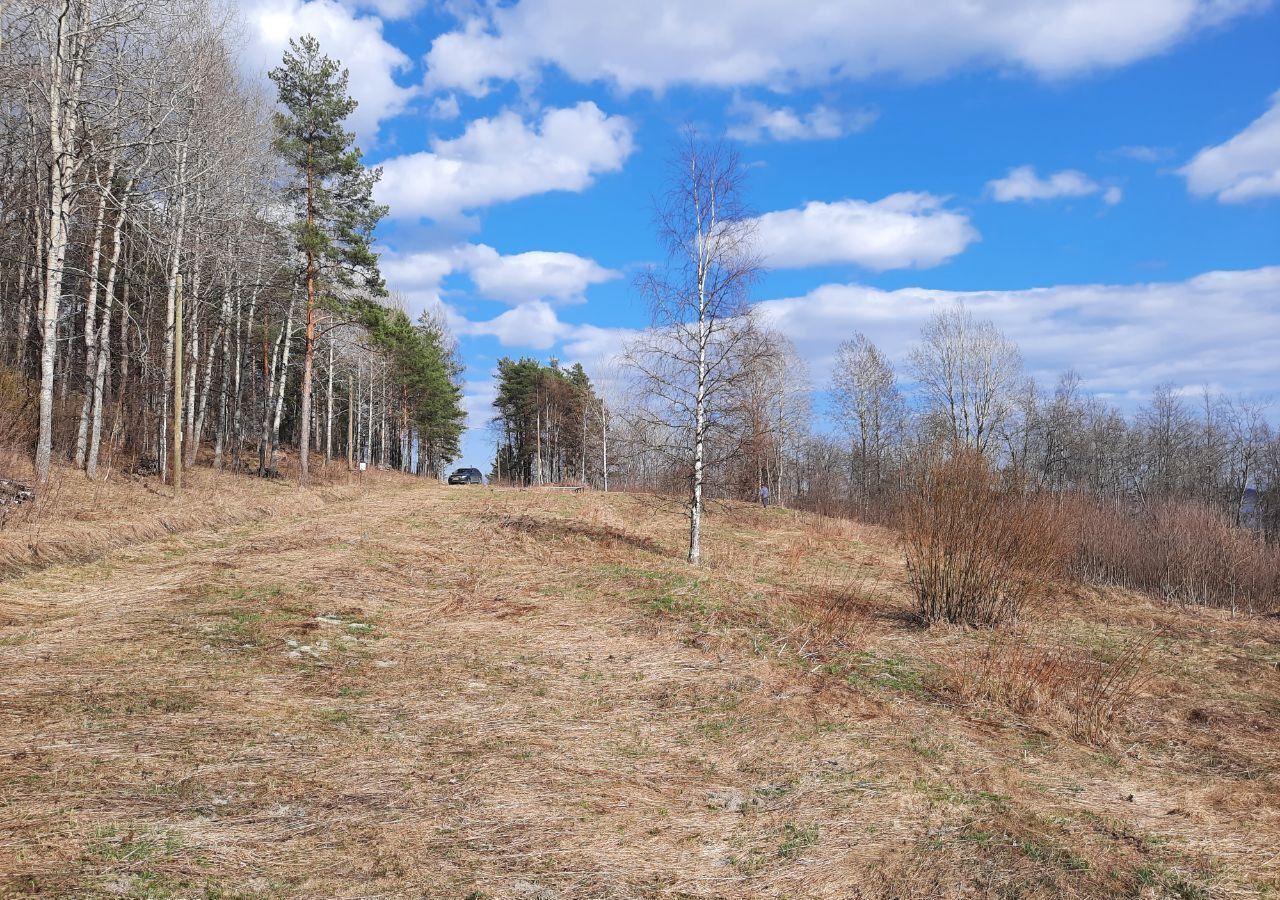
[0,1,461,486]
[602,134,1276,570]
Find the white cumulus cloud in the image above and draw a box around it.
[424,0,1263,96]
[459,300,569,349]
[375,102,634,221]
[727,100,877,143]
[987,165,1121,203]
[381,243,618,307]
[753,194,979,271]
[460,247,618,305]
[1180,89,1280,203]
[239,0,416,140]
[754,267,1280,399]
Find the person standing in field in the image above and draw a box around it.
[759,484,770,509]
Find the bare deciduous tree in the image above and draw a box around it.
[625,131,762,564]
[910,305,1023,454]
[831,332,903,503]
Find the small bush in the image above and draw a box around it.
[900,450,1071,627]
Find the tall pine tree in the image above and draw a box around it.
[270,35,387,480]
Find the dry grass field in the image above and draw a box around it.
[1,476,1277,898]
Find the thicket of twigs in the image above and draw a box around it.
[897,450,1278,624]
[936,628,1156,744]
[1069,496,1280,615]
[899,451,1072,627]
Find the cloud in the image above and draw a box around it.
[754,267,1280,399]
[561,324,638,367]
[347,0,424,17]
[375,102,634,221]
[459,301,569,349]
[460,306,638,364]
[460,247,618,305]
[381,243,618,307]
[727,99,877,143]
[239,0,416,140]
[987,165,1121,203]
[1112,144,1170,163]
[429,94,461,120]
[753,194,979,271]
[1180,89,1280,202]
[424,0,1263,96]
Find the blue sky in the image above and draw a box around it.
[239,0,1280,467]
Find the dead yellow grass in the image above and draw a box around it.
[0,450,410,581]
[0,484,1276,898]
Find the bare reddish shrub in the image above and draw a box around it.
[1069,496,1279,615]
[900,450,1072,627]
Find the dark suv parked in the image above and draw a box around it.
[448,467,484,485]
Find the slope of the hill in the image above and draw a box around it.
[0,483,1276,898]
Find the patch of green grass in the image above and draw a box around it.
[208,610,268,648]
[0,630,34,647]
[86,825,182,865]
[847,652,928,695]
[959,826,994,845]
[912,778,964,806]
[777,823,819,859]
[1121,865,1214,900]
[907,735,954,762]
[79,691,198,719]
[695,716,746,741]
[910,779,1009,812]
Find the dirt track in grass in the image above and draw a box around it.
[1,481,1277,898]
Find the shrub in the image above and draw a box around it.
[900,450,1071,627]
[1069,496,1279,615]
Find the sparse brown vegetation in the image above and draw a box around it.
[1071,496,1280,614]
[900,451,1073,627]
[1,482,1276,897]
[938,627,1156,745]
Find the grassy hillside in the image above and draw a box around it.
[1,481,1276,898]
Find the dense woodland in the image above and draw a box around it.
[0,1,465,485]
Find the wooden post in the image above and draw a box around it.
[172,273,184,496]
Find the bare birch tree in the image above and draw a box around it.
[626,131,762,564]
[909,305,1023,454]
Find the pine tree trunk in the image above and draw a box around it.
[325,339,334,464]
[297,146,318,482]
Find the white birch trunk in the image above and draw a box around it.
[268,295,295,472]
[35,0,85,483]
